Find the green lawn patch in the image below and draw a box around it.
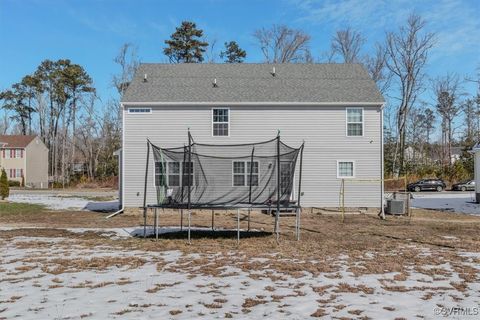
[0,202,46,216]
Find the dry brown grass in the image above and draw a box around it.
[1,208,480,288]
[310,308,327,317]
[40,256,146,274]
[242,297,267,308]
[169,309,182,315]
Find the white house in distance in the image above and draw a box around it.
[119,63,385,211]
[0,135,49,188]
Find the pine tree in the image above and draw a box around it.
[164,21,208,63]
[0,169,9,200]
[220,41,247,63]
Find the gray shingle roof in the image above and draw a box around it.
[122,63,384,104]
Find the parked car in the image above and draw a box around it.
[452,180,475,191]
[407,179,446,192]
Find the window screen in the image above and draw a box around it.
[213,108,229,136]
[347,108,363,136]
[338,161,354,178]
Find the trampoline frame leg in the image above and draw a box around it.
[295,207,301,241]
[188,210,191,244]
[211,209,215,231]
[237,209,240,245]
[247,209,251,231]
[143,207,147,238]
[275,210,280,241]
[180,209,183,231]
[155,208,158,241]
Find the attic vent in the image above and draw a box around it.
[143,73,148,82]
[213,78,218,87]
[271,67,276,77]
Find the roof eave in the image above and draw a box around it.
[121,101,385,107]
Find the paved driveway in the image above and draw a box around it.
[411,191,479,215]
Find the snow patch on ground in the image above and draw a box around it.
[8,193,119,212]
[1,233,480,319]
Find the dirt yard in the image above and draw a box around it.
[1,205,480,319]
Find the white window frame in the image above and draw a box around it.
[4,148,10,159]
[167,162,181,187]
[337,160,355,179]
[15,149,22,158]
[346,107,364,137]
[212,107,230,137]
[128,107,152,114]
[280,161,293,194]
[154,161,193,187]
[232,160,259,187]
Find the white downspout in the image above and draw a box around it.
[380,103,385,219]
[107,102,126,219]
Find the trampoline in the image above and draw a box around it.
[142,131,304,242]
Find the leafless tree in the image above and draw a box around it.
[363,43,391,94]
[205,38,218,63]
[385,13,435,175]
[433,74,462,167]
[112,43,140,97]
[253,24,311,63]
[461,98,477,143]
[330,27,365,63]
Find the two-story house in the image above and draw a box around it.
[119,63,385,211]
[0,135,49,188]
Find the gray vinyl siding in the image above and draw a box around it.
[25,137,49,188]
[122,105,382,208]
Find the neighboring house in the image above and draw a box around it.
[119,63,385,209]
[0,135,49,188]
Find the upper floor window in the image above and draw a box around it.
[346,108,363,136]
[212,108,229,136]
[128,107,152,114]
[2,148,23,159]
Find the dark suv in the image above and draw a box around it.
[407,179,446,192]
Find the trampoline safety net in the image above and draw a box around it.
[144,133,304,209]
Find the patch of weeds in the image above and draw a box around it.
[242,297,267,308]
[169,309,182,315]
[311,308,327,317]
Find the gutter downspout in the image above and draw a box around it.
[380,103,386,219]
[107,102,126,219]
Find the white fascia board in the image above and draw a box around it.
[121,101,385,107]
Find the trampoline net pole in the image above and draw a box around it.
[143,140,150,238]
[275,133,281,237]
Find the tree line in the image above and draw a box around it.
[1,14,478,186]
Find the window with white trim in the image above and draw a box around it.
[128,108,152,114]
[15,149,22,158]
[212,108,229,136]
[155,162,166,186]
[337,161,355,178]
[233,161,259,186]
[280,162,292,193]
[168,162,180,186]
[155,161,192,187]
[346,108,363,136]
[182,162,194,187]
